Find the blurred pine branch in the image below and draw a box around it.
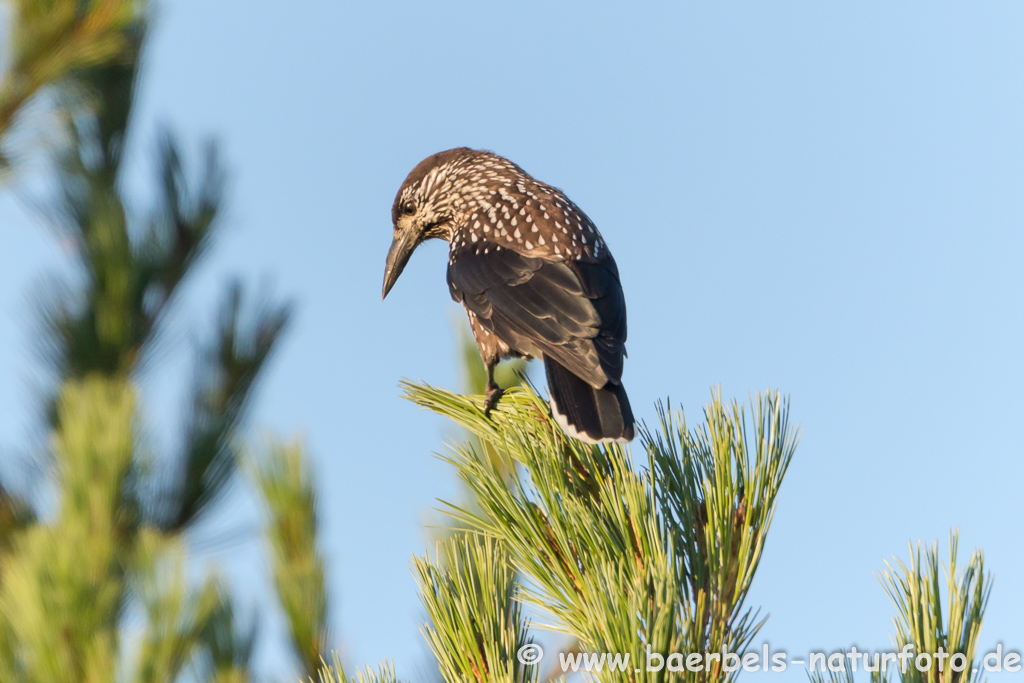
[0,379,135,683]
[0,3,328,680]
[248,439,330,679]
[0,0,144,174]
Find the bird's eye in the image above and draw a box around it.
[401,200,417,216]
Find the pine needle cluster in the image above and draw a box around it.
[1,2,331,680]
[399,383,795,683]
[319,385,993,683]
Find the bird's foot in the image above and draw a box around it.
[483,382,504,416]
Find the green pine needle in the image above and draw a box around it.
[878,532,991,683]
[414,532,538,683]
[248,439,330,679]
[403,380,798,683]
[313,653,402,683]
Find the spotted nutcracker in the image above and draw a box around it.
[382,148,634,443]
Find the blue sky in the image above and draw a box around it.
[1,1,1022,680]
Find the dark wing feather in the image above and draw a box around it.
[448,243,627,388]
[575,260,627,381]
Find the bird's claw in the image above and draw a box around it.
[483,382,503,416]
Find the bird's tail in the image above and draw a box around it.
[544,358,635,443]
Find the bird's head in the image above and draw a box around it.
[382,148,476,299]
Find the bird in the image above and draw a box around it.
[382,148,634,443]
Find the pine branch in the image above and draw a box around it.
[402,381,797,683]
[3,3,291,681]
[414,533,538,683]
[313,654,402,683]
[645,391,797,665]
[191,596,259,683]
[0,0,145,173]
[248,439,329,679]
[0,378,135,683]
[0,479,36,558]
[878,532,991,683]
[130,532,223,683]
[34,54,290,530]
[148,282,291,532]
[37,123,228,385]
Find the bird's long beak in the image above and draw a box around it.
[382,229,418,300]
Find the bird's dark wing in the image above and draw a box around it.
[447,243,627,388]
[577,256,627,382]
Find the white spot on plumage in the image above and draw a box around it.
[514,228,521,238]
[525,240,533,249]
[538,236,545,245]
